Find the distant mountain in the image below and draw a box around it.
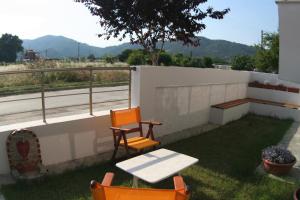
[22,35,256,60]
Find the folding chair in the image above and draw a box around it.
[90,172,190,200]
[110,107,162,161]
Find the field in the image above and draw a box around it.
[0,60,130,96]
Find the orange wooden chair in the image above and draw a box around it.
[110,107,162,160]
[90,172,190,200]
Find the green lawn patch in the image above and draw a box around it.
[1,115,297,200]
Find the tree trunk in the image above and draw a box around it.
[151,52,159,66]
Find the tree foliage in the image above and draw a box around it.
[255,33,279,73]
[127,51,146,65]
[87,54,96,61]
[0,33,23,63]
[118,49,133,62]
[203,56,213,68]
[76,0,229,65]
[231,55,255,71]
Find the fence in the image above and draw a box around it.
[0,66,136,123]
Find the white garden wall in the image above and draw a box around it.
[0,111,114,175]
[248,72,300,105]
[131,66,250,136]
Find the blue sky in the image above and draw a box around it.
[201,0,278,45]
[0,0,278,47]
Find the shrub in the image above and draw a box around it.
[231,55,255,71]
[158,52,172,66]
[203,57,213,68]
[127,51,146,65]
[262,146,296,164]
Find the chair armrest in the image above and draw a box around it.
[110,127,131,132]
[90,180,101,189]
[174,176,190,196]
[173,176,185,191]
[101,172,115,186]
[140,120,162,126]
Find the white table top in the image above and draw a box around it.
[116,148,198,183]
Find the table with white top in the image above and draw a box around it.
[116,148,199,187]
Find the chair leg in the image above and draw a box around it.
[111,134,122,162]
[111,148,118,162]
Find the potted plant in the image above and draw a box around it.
[262,146,296,175]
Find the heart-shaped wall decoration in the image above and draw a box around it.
[16,140,30,160]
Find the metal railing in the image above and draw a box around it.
[0,66,136,123]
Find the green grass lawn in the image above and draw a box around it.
[1,115,298,200]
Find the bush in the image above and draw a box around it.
[118,49,133,62]
[87,54,96,62]
[262,146,296,164]
[203,57,213,68]
[172,53,185,66]
[158,52,172,66]
[231,55,255,71]
[127,51,146,65]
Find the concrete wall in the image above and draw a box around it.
[250,102,300,121]
[277,0,300,83]
[131,66,250,136]
[0,111,115,175]
[210,103,250,125]
[248,71,300,105]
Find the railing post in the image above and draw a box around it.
[41,71,46,123]
[89,67,93,115]
[128,68,132,108]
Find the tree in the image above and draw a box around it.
[87,54,96,61]
[0,33,23,62]
[172,53,185,66]
[231,55,255,71]
[203,57,213,68]
[118,49,133,62]
[76,0,229,65]
[127,51,146,65]
[158,52,172,66]
[104,55,116,64]
[255,33,279,73]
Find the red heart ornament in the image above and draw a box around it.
[16,140,30,159]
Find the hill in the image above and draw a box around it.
[22,35,256,60]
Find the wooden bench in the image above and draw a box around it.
[210,98,300,125]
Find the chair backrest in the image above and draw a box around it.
[110,107,141,127]
[92,185,188,200]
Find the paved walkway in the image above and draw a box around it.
[257,122,300,182]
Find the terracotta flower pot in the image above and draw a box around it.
[262,159,295,175]
[294,188,300,200]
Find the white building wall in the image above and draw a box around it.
[277,0,300,83]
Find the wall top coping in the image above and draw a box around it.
[0,109,117,133]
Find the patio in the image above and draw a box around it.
[1,115,298,200]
